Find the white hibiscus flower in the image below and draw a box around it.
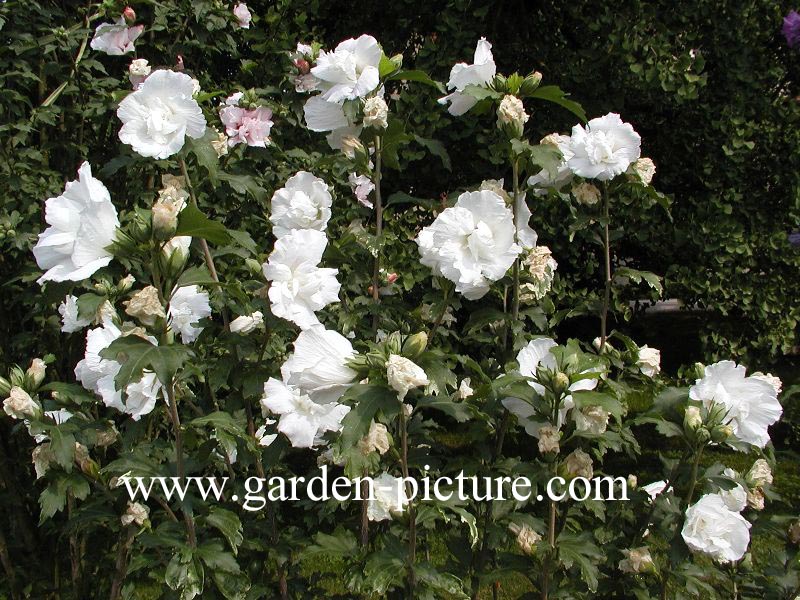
[90,18,144,56]
[528,133,574,194]
[74,322,161,420]
[33,162,119,284]
[59,295,93,333]
[310,35,382,103]
[260,378,350,448]
[417,190,521,300]
[167,285,211,343]
[367,472,409,521]
[682,493,751,562]
[262,229,341,329]
[438,38,497,116]
[689,360,782,448]
[117,70,207,159]
[567,113,641,181]
[270,171,332,238]
[280,326,357,404]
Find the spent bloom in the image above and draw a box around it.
[263,229,341,330]
[128,58,151,89]
[438,38,496,116]
[746,459,773,488]
[574,406,610,435]
[417,190,521,300]
[630,157,656,184]
[233,3,252,28]
[3,387,39,420]
[567,113,641,181]
[167,285,211,343]
[260,378,349,448]
[563,448,594,479]
[386,354,429,401]
[367,472,409,521]
[537,425,560,454]
[33,162,119,284]
[124,286,165,327]
[637,345,661,378]
[682,493,751,562]
[509,523,542,555]
[121,502,150,527]
[269,171,332,237]
[358,421,391,455]
[619,547,654,574]
[571,182,601,206]
[348,173,375,208]
[519,246,557,302]
[32,443,55,479]
[117,70,206,159]
[229,311,264,335]
[689,361,782,448]
[458,378,474,399]
[280,326,357,404]
[90,17,144,56]
[363,95,389,129]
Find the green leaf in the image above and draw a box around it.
[226,229,258,256]
[413,135,451,170]
[378,54,399,78]
[384,192,440,210]
[100,335,194,389]
[557,532,602,592]
[386,70,444,93]
[187,131,220,179]
[615,267,663,295]
[50,427,76,469]
[175,265,220,289]
[380,118,412,170]
[206,508,244,555]
[338,384,399,447]
[415,396,474,422]
[461,84,502,101]
[530,85,586,122]
[305,528,358,558]
[217,172,267,202]
[176,204,231,246]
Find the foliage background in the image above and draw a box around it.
[0,0,799,598]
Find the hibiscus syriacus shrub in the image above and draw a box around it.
[1,4,798,600]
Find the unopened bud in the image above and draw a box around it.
[695,427,711,444]
[294,58,310,74]
[0,376,10,397]
[520,71,543,95]
[553,372,570,396]
[26,358,46,389]
[684,406,702,431]
[710,424,733,443]
[402,332,428,358]
[122,6,136,23]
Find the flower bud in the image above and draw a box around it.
[553,372,570,396]
[386,331,403,355]
[117,274,136,294]
[695,427,711,444]
[710,424,733,443]
[0,376,10,397]
[519,71,543,96]
[122,6,136,23]
[684,406,702,431]
[294,58,311,74]
[627,474,638,490]
[402,332,428,358]
[340,135,365,159]
[26,358,46,389]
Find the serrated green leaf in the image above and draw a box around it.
[176,204,231,246]
[206,508,243,555]
[530,85,586,122]
[100,335,194,389]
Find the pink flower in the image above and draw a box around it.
[348,173,375,209]
[219,105,274,148]
[233,3,252,28]
[90,18,144,56]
